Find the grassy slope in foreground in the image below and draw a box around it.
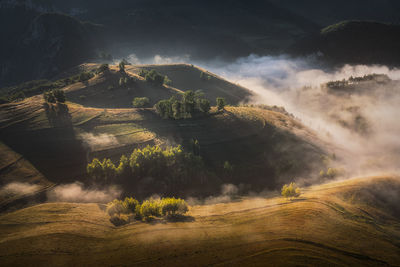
[0,176,399,266]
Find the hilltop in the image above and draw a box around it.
[0,176,399,266]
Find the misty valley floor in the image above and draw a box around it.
[0,176,399,266]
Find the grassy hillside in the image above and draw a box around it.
[0,176,399,266]
[0,64,328,197]
[126,64,252,105]
[0,142,54,212]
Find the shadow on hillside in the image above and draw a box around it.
[109,214,195,227]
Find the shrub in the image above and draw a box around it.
[216,97,226,111]
[160,198,189,216]
[281,182,301,199]
[123,197,139,213]
[132,97,150,108]
[140,199,162,218]
[107,199,125,217]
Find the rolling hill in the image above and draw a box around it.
[0,63,329,199]
[0,176,399,266]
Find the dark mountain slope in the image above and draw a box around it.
[293,21,400,65]
[0,5,102,86]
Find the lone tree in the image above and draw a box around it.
[281,182,301,199]
[216,97,226,111]
[119,60,126,73]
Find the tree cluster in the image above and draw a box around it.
[107,197,189,222]
[43,89,66,103]
[87,145,204,186]
[139,69,171,86]
[155,90,211,119]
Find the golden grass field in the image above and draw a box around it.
[0,176,399,266]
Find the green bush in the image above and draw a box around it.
[132,97,150,108]
[216,97,226,111]
[160,198,188,216]
[107,197,189,222]
[281,182,301,199]
[140,199,162,218]
[123,197,139,213]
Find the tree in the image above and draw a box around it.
[132,97,150,108]
[43,89,66,103]
[43,91,56,103]
[172,99,182,119]
[102,159,117,181]
[119,60,126,73]
[97,64,109,74]
[52,89,66,103]
[191,139,200,156]
[217,97,226,111]
[182,90,196,115]
[164,76,172,86]
[145,70,164,86]
[281,182,301,199]
[155,99,172,118]
[199,98,210,113]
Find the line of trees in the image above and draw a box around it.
[87,145,205,186]
[155,90,211,119]
[106,197,189,223]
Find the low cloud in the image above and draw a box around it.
[47,182,121,203]
[80,133,119,151]
[0,182,40,197]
